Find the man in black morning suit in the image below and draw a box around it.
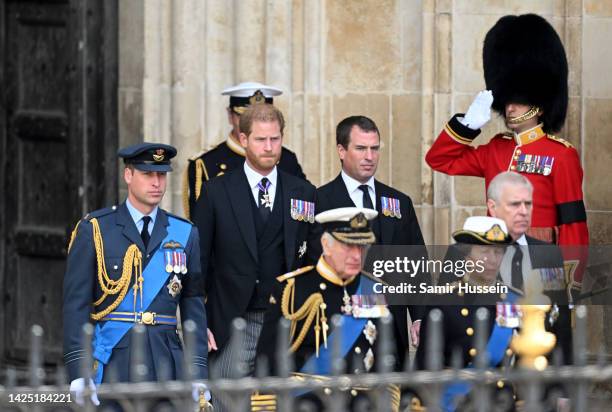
[315,115,428,349]
[192,103,316,409]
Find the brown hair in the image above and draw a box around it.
[239,103,285,136]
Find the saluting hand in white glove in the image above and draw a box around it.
[460,90,494,130]
[69,378,100,406]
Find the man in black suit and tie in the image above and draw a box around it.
[487,171,572,363]
[192,103,316,388]
[316,115,427,348]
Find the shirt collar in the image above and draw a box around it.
[515,234,528,245]
[341,170,375,194]
[244,161,278,190]
[125,198,158,227]
[316,256,357,287]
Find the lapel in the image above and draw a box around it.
[225,169,258,263]
[374,180,394,244]
[331,174,355,207]
[281,172,302,270]
[147,209,169,255]
[116,203,146,251]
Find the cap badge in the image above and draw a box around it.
[350,213,368,229]
[484,224,506,242]
[249,90,266,105]
[153,149,165,162]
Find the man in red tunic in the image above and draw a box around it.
[425,13,588,294]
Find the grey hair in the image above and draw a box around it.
[487,171,533,202]
[321,232,335,246]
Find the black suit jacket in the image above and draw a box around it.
[315,174,429,347]
[193,167,316,348]
[316,174,425,246]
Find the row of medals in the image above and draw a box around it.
[165,251,188,274]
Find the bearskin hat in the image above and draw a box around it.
[483,14,568,133]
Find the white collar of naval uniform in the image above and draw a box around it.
[244,161,278,210]
[341,169,376,209]
[125,198,158,235]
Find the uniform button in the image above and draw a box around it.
[147,254,151,258]
[513,155,519,160]
[466,327,474,336]
[510,165,516,170]
[319,283,327,290]
[516,149,521,154]
[469,348,477,357]
[351,389,358,397]
[112,205,117,210]
[354,347,361,354]
[497,380,505,388]
[506,348,513,357]
[324,388,332,395]
[461,308,469,317]
[255,279,260,284]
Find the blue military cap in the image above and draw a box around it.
[117,142,177,172]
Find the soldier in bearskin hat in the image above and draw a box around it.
[425,13,588,294]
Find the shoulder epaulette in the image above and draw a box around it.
[189,150,206,161]
[86,206,118,220]
[546,135,573,148]
[276,265,314,282]
[165,211,193,225]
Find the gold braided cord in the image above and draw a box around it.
[507,106,540,124]
[182,165,191,219]
[67,220,82,253]
[88,218,142,321]
[281,279,325,353]
[194,159,209,201]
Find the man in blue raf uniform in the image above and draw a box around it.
[182,81,306,219]
[63,142,209,407]
[253,207,408,412]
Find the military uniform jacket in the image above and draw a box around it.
[256,262,409,376]
[426,115,589,287]
[184,138,306,219]
[416,236,572,370]
[193,168,316,349]
[62,203,207,383]
[316,174,429,325]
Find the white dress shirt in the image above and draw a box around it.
[341,170,376,209]
[499,234,543,293]
[244,162,278,210]
[125,198,158,236]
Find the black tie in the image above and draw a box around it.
[358,185,374,209]
[258,177,272,222]
[511,245,524,291]
[141,216,151,249]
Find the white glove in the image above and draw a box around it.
[69,378,100,406]
[460,90,493,130]
[192,382,212,402]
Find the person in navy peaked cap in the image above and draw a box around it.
[182,81,306,219]
[63,142,210,409]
